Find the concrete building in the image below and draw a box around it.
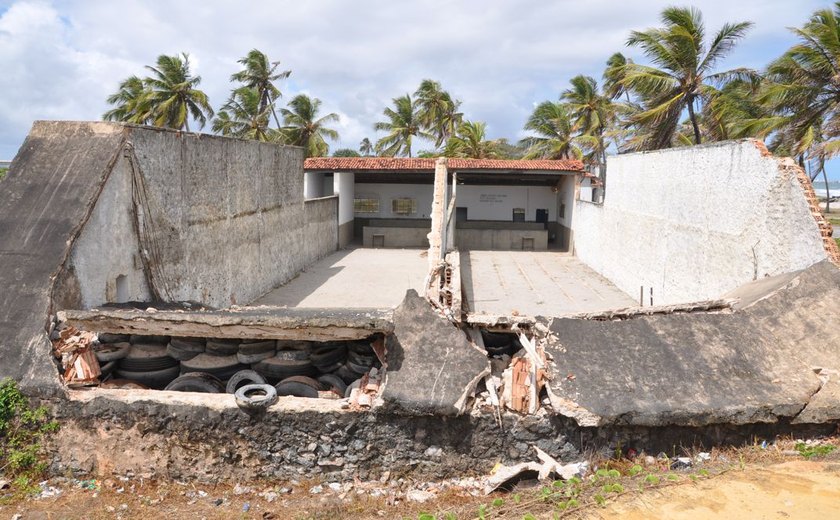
[303,157,584,251]
[2,122,840,484]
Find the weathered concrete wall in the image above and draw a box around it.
[63,124,337,308]
[0,121,130,396]
[573,140,829,304]
[303,196,339,261]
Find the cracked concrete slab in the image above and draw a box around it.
[381,290,490,416]
[544,261,840,427]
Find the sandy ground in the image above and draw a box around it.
[591,460,840,520]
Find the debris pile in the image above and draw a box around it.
[52,326,100,386]
[474,330,549,416]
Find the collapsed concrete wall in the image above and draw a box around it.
[573,139,831,304]
[0,121,339,394]
[57,122,338,308]
[545,260,840,428]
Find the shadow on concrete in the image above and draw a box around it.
[251,249,351,307]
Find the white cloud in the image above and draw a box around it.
[0,0,835,177]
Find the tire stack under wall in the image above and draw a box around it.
[93,334,382,398]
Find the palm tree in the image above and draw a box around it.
[143,53,213,131]
[212,87,277,142]
[359,137,374,156]
[603,53,632,101]
[374,94,432,157]
[280,94,340,157]
[520,101,582,159]
[747,3,840,208]
[414,79,463,148]
[103,75,153,124]
[444,121,502,158]
[562,75,615,174]
[622,7,754,149]
[230,49,291,129]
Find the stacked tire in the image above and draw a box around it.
[112,335,179,389]
[93,333,383,400]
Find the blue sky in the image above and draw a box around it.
[1,0,838,179]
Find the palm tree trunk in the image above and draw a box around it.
[687,97,701,145]
[822,167,831,213]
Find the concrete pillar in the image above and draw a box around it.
[334,171,355,247]
[304,171,323,199]
[428,158,448,270]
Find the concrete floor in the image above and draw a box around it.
[461,251,635,317]
[253,248,427,309]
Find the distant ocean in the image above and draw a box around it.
[813,180,840,199]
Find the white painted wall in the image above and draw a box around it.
[70,156,152,307]
[334,171,354,225]
[573,139,829,305]
[304,171,324,199]
[353,182,561,221]
[353,183,435,219]
[456,185,558,221]
[557,175,576,228]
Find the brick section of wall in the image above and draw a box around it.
[791,163,840,266]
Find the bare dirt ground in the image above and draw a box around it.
[591,460,840,520]
[2,439,839,519]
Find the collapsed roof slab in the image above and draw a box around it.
[544,260,840,428]
[59,307,393,342]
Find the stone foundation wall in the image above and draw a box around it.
[45,391,833,483]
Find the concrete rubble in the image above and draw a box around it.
[381,290,490,415]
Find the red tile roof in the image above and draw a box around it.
[304,157,583,173]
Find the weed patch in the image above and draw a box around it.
[795,442,836,459]
[0,378,59,500]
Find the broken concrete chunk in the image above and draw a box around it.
[793,376,840,424]
[381,290,490,415]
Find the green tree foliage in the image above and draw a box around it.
[444,121,503,158]
[230,49,290,129]
[143,53,214,131]
[520,101,582,159]
[414,79,464,148]
[103,75,152,124]
[103,53,213,132]
[332,148,361,157]
[621,7,754,149]
[280,94,340,157]
[374,94,432,157]
[746,3,840,172]
[562,75,616,173]
[212,87,277,141]
[359,137,374,156]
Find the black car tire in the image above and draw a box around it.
[234,384,278,411]
[164,372,225,393]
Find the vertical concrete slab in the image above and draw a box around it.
[334,171,354,247]
[0,121,129,396]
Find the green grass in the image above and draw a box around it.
[795,442,837,459]
[0,167,7,181]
